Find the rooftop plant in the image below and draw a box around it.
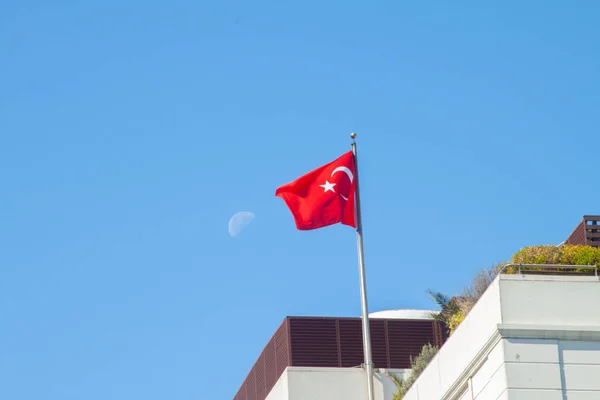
[391,244,599,399]
[427,263,501,335]
[392,343,438,400]
[512,244,600,268]
[429,244,600,335]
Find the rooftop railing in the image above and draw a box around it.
[500,263,598,276]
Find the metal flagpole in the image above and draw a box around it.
[351,132,375,400]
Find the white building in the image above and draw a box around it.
[237,216,600,400]
[233,310,440,400]
[403,271,600,400]
[258,271,600,400]
[263,310,433,400]
[264,366,407,400]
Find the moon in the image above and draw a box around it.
[228,211,255,237]
[331,167,354,200]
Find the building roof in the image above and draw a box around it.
[233,315,447,400]
[402,273,600,400]
[564,215,600,247]
[369,309,436,320]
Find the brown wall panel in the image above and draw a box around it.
[370,319,388,369]
[263,338,277,393]
[274,320,289,379]
[338,318,364,367]
[255,352,266,400]
[245,367,257,400]
[234,316,446,400]
[565,216,600,247]
[289,318,339,367]
[387,320,436,368]
[566,221,586,245]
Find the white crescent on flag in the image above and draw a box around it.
[331,166,354,200]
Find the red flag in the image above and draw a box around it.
[276,151,356,230]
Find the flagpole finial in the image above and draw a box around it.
[350,132,357,140]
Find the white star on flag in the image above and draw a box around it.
[319,180,336,193]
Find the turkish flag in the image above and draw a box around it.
[276,151,356,230]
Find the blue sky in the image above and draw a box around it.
[1,1,599,399]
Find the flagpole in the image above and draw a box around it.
[351,133,375,400]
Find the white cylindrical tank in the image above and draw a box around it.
[368,309,436,320]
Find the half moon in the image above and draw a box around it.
[228,211,255,237]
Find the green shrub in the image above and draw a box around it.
[560,245,600,266]
[429,245,600,336]
[511,245,562,265]
[427,264,501,335]
[392,343,439,400]
[447,310,465,333]
[511,244,600,273]
[409,244,600,397]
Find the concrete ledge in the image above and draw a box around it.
[498,324,600,341]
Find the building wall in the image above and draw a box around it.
[502,338,600,399]
[499,275,600,327]
[265,367,409,400]
[451,337,600,399]
[471,339,506,400]
[402,274,600,400]
[265,371,288,400]
[402,277,503,400]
